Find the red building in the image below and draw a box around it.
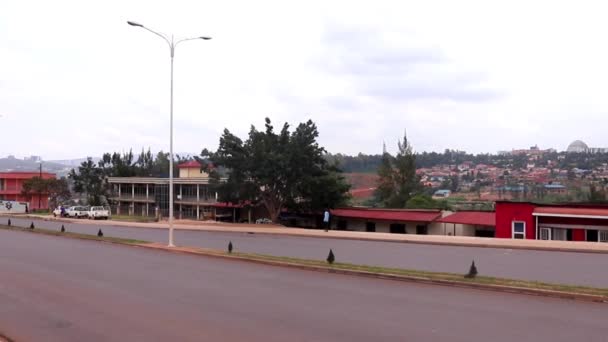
[496,201,608,243]
[0,172,56,210]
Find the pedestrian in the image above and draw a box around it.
[323,208,331,232]
[60,206,66,217]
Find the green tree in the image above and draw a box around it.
[207,118,350,222]
[69,158,107,205]
[406,194,447,209]
[374,131,421,208]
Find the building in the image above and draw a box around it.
[0,171,56,210]
[329,207,496,237]
[436,211,496,237]
[567,140,589,153]
[496,201,608,242]
[107,160,258,222]
[108,160,220,220]
[330,207,443,234]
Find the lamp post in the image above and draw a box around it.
[37,161,42,210]
[127,21,211,247]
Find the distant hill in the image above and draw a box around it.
[0,157,72,177]
[48,157,101,167]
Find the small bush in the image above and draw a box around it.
[30,222,35,229]
[465,260,478,278]
[228,241,233,253]
[7,219,11,226]
[97,229,103,237]
[61,225,65,233]
[327,249,335,264]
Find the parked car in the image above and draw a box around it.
[52,206,68,217]
[255,218,272,224]
[66,206,88,218]
[88,206,110,220]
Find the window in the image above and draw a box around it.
[366,222,376,232]
[512,221,525,239]
[539,227,550,240]
[600,231,608,243]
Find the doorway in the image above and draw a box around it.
[416,225,428,235]
[390,223,406,234]
[366,222,376,232]
[587,229,598,242]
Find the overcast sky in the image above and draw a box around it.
[1,0,608,160]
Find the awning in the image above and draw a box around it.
[436,211,495,226]
[331,208,442,223]
[533,207,608,219]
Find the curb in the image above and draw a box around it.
[5,214,608,255]
[137,243,608,304]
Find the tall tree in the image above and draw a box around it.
[69,158,107,205]
[207,118,350,222]
[374,131,421,208]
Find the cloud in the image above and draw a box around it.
[315,26,501,104]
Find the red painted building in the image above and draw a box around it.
[496,201,608,243]
[0,172,56,210]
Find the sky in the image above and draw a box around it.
[1,0,608,160]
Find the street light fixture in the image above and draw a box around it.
[127,20,211,247]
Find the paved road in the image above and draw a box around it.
[5,217,608,287]
[1,229,607,341]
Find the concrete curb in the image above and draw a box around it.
[5,214,608,255]
[137,243,608,304]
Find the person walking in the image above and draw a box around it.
[323,208,331,232]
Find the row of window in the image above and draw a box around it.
[513,221,608,242]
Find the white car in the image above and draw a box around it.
[88,206,110,220]
[52,207,68,217]
[66,206,88,218]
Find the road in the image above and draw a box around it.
[1,229,607,341]
[5,216,608,287]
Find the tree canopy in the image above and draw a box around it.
[374,131,422,208]
[206,118,350,222]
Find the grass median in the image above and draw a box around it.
[1,223,607,300]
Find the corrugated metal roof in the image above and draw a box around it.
[331,208,442,222]
[436,211,496,226]
[177,160,202,169]
[533,207,608,218]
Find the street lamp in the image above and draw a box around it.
[127,20,211,247]
[37,160,42,210]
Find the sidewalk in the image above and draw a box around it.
[5,213,608,254]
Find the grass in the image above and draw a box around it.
[109,215,158,223]
[0,225,147,245]
[1,223,607,299]
[216,252,608,298]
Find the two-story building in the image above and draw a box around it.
[108,160,243,221]
[0,171,56,210]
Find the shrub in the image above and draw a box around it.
[327,249,335,264]
[465,260,478,278]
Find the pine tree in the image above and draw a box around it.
[228,241,233,253]
[97,229,103,237]
[326,249,335,264]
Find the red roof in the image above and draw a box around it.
[177,160,202,169]
[0,172,56,179]
[436,211,496,226]
[349,188,376,199]
[533,207,608,218]
[331,208,442,223]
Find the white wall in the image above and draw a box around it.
[332,217,478,236]
[0,200,27,214]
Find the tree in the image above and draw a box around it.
[47,178,71,208]
[21,177,48,204]
[374,131,421,208]
[207,118,350,222]
[406,194,447,210]
[69,158,107,205]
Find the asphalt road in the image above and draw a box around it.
[1,229,607,341]
[5,217,608,287]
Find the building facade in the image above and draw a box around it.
[495,201,608,242]
[107,160,252,222]
[0,172,56,210]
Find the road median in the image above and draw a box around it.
[1,224,607,303]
